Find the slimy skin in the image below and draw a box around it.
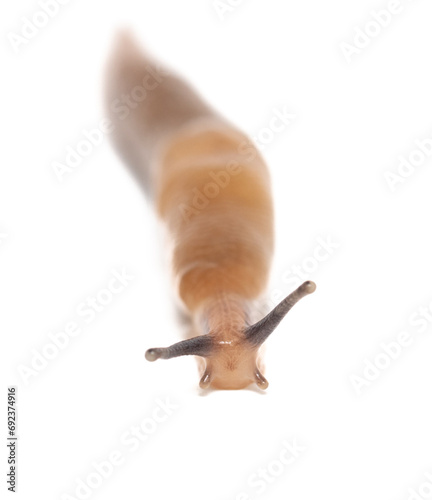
[105,32,315,390]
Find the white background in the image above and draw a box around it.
[2,1,432,499]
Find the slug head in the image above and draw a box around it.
[145,281,316,390]
[196,340,268,390]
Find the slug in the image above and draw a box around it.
[105,32,316,390]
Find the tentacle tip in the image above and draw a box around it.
[199,372,212,389]
[303,280,316,294]
[256,379,269,390]
[145,348,160,362]
[254,370,269,390]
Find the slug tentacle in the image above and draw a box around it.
[245,281,316,347]
[254,368,269,390]
[199,369,213,389]
[145,334,214,361]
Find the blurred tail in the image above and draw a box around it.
[104,31,216,196]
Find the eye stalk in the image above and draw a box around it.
[245,281,316,347]
[145,335,213,361]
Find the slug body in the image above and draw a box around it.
[105,33,315,390]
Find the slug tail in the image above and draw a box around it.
[104,30,216,197]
